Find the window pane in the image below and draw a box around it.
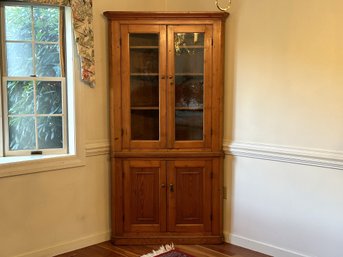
[34,7,59,42]
[175,76,203,108]
[6,42,33,76]
[175,32,204,47]
[174,33,205,74]
[9,117,36,150]
[7,81,34,115]
[38,116,63,149]
[131,76,159,107]
[131,110,159,140]
[130,33,159,47]
[175,48,204,74]
[37,81,62,114]
[5,6,32,41]
[35,44,61,77]
[175,110,203,141]
[130,49,159,74]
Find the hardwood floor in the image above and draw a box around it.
[55,241,271,257]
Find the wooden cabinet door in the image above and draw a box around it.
[121,25,167,150]
[167,25,213,150]
[123,160,166,232]
[167,160,212,233]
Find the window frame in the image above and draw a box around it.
[0,3,85,176]
[0,2,68,156]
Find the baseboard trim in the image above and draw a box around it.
[223,232,311,257]
[13,231,111,257]
[224,141,343,170]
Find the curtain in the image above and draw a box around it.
[20,0,95,87]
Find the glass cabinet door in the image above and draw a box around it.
[130,33,159,140]
[167,26,212,149]
[121,25,167,149]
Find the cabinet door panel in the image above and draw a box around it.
[167,160,212,233]
[167,26,212,149]
[121,25,167,149]
[123,160,166,232]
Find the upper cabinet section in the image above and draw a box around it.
[105,12,228,152]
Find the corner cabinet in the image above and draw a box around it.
[104,11,229,245]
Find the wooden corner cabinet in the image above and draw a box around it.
[104,11,229,245]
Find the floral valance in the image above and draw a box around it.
[17,0,95,87]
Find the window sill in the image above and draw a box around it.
[0,153,85,178]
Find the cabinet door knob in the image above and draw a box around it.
[169,184,174,192]
[169,76,174,85]
[161,183,166,188]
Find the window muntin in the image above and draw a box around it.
[1,3,67,156]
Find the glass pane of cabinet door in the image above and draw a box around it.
[121,25,167,149]
[168,25,212,149]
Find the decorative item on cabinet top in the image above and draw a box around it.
[215,0,231,12]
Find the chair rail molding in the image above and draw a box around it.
[85,140,110,157]
[224,141,343,170]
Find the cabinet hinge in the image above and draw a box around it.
[211,171,213,179]
[119,38,122,46]
[210,212,213,221]
[211,39,214,46]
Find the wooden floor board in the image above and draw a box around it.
[55,242,271,257]
[203,244,270,257]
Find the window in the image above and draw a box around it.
[0,3,72,157]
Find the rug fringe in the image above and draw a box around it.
[140,243,175,257]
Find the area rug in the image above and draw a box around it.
[141,245,234,257]
[141,244,195,257]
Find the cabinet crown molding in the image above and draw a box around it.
[104,11,229,20]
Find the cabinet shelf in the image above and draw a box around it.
[175,73,203,76]
[131,107,159,110]
[131,73,159,76]
[175,107,203,110]
[176,45,204,49]
[130,46,159,49]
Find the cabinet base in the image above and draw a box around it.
[111,235,224,245]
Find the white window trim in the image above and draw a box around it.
[0,6,86,178]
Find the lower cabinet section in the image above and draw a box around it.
[111,157,223,245]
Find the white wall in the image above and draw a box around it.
[0,1,118,256]
[224,1,343,257]
[231,0,343,148]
